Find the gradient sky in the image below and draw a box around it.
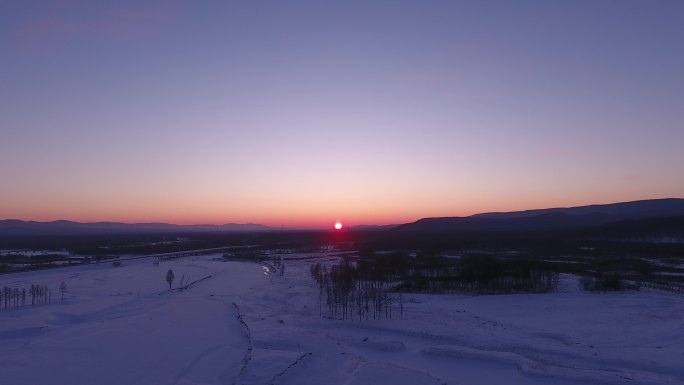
[2,1,683,227]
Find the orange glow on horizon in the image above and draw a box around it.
[2,192,682,229]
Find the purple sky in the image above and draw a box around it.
[1,1,683,227]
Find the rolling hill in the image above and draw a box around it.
[397,198,684,232]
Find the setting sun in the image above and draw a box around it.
[334,221,343,230]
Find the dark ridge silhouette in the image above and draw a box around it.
[397,198,684,232]
[581,215,684,240]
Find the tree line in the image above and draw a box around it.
[309,251,561,322]
[310,260,403,321]
[1,283,57,309]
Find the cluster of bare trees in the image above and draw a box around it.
[640,280,684,294]
[310,262,403,321]
[156,252,195,262]
[2,284,53,309]
[309,252,562,320]
[2,287,25,308]
[271,255,285,276]
[31,284,52,304]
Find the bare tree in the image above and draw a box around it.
[60,281,67,303]
[3,287,9,308]
[166,269,175,289]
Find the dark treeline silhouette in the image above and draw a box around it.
[2,216,683,258]
[310,240,684,306]
[352,251,558,295]
[398,254,558,294]
[0,253,92,273]
[3,218,684,291]
[309,250,558,320]
[0,231,333,256]
[580,275,639,292]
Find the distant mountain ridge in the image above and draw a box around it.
[397,198,684,232]
[4,198,684,235]
[0,220,275,236]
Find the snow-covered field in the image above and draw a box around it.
[1,254,683,385]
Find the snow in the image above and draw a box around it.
[1,253,683,385]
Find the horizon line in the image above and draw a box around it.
[2,196,682,229]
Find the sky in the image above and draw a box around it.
[1,0,683,227]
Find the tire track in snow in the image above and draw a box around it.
[265,352,312,385]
